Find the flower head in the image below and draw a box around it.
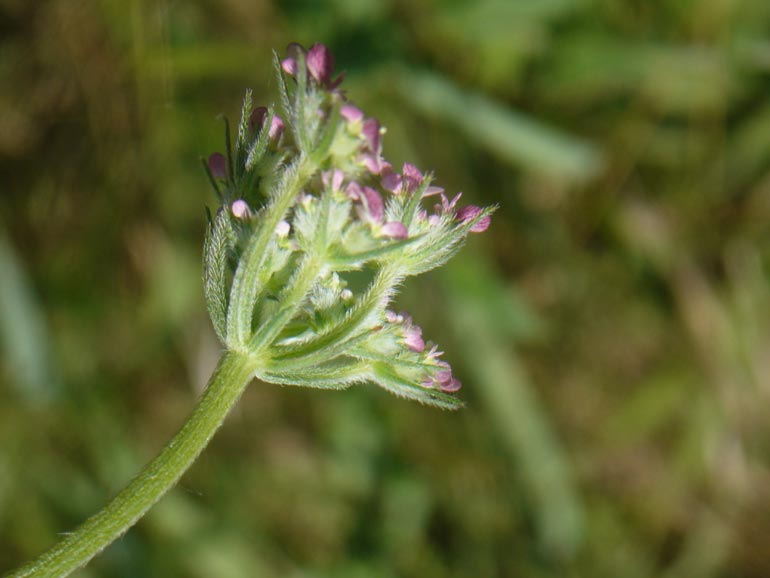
[201,42,495,409]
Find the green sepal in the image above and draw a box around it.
[273,51,293,126]
[220,115,235,185]
[245,106,277,171]
[369,363,464,410]
[293,52,311,153]
[401,205,497,276]
[235,89,253,178]
[401,174,434,227]
[310,101,341,165]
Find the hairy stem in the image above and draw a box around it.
[6,352,259,578]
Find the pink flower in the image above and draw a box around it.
[455,205,491,232]
[380,163,444,197]
[307,44,337,87]
[404,323,425,353]
[381,221,408,240]
[268,115,284,139]
[422,361,461,392]
[360,154,390,176]
[322,169,345,192]
[402,163,423,193]
[280,42,305,75]
[358,186,384,223]
[249,107,284,139]
[344,181,363,201]
[381,171,403,195]
[386,311,425,353]
[281,43,344,89]
[361,118,381,153]
[436,192,462,215]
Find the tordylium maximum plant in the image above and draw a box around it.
[7,43,494,577]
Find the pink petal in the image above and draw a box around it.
[361,118,381,152]
[345,181,363,201]
[423,185,445,197]
[249,106,268,133]
[307,43,334,84]
[362,186,384,223]
[341,104,364,123]
[381,172,403,194]
[456,205,491,232]
[404,325,425,352]
[402,163,423,182]
[440,378,462,392]
[332,169,344,191]
[268,115,284,139]
[381,221,408,240]
[361,154,383,175]
[281,58,297,75]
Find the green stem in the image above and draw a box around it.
[7,351,260,578]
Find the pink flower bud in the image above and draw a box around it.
[231,199,251,219]
[362,118,381,153]
[268,115,284,139]
[275,220,290,237]
[360,186,384,223]
[402,163,423,193]
[404,324,425,353]
[208,153,227,179]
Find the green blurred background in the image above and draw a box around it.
[2,0,770,576]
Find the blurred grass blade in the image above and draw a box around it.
[395,69,604,182]
[441,252,584,558]
[0,228,60,404]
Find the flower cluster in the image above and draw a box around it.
[202,42,494,408]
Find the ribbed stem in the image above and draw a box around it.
[6,352,259,578]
